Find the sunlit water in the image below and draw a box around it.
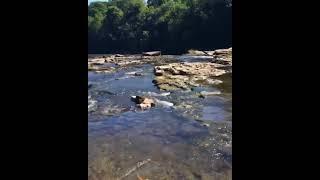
[88,55,232,180]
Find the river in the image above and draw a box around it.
[88,55,232,180]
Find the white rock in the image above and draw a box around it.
[154,99,174,107]
[160,92,171,96]
[143,92,171,97]
[88,97,97,112]
[200,91,221,96]
[206,79,223,85]
[125,71,142,75]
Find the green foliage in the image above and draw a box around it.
[88,0,232,54]
[147,0,170,7]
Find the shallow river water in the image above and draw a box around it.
[88,55,232,180]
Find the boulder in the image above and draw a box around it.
[131,96,155,110]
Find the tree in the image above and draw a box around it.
[147,0,170,7]
[88,0,232,54]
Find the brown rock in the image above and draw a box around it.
[137,103,152,109]
[131,96,155,109]
[153,62,227,90]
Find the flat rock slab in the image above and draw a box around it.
[88,55,177,73]
[187,48,232,65]
[153,62,227,91]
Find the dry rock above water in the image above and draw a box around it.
[131,96,155,110]
[153,62,227,91]
[152,48,232,91]
[131,96,174,109]
[88,55,176,73]
[187,47,232,66]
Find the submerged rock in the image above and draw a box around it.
[175,102,193,109]
[199,91,221,98]
[88,96,98,112]
[125,71,140,75]
[159,92,171,96]
[101,105,128,116]
[125,71,143,76]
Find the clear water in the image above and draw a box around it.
[88,55,232,180]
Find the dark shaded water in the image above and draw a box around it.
[88,55,232,180]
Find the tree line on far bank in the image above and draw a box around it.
[88,0,232,54]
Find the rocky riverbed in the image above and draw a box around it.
[88,48,232,180]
